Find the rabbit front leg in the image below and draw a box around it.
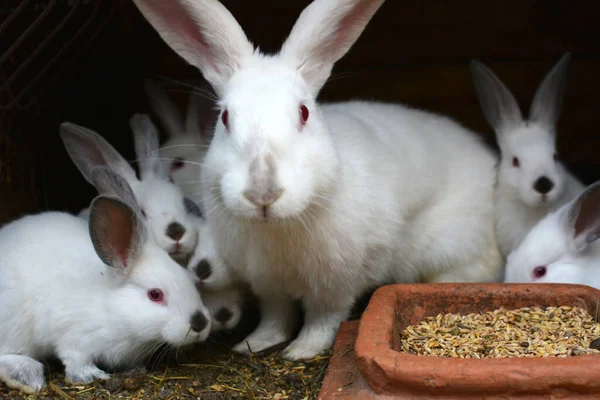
[0,354,46,394]
[59,351,110,384]
[282,291,354,360]
[232,292,297,354]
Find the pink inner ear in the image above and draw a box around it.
[141,0,219,74]
[105,204,134,268]
[574,189,600,238]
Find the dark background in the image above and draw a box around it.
[1,0,600,225]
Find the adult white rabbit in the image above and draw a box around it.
[470,54,584,259]
[145,79,217,198]
[0,167,211,393]
[61,116,198,264]
[133,0,502,359]
[505,181,600,288]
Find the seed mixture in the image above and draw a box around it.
[400,306,600,358]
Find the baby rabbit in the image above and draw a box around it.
[0,167,211,393]
[61,116,198,264]
[504,181,600,288]
[145,79,217,198]
[470,53,584,259]
[184,199,244,331]
[133,0,502,360]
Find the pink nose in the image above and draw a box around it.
[243,188,284,207]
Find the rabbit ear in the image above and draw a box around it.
[185,91,218,140]
[469,60,523,135]
[60,122,137,184]
[132,0,254,96]
[88,167,148,277]
[129,114,166,180]
[144,79,185,137]
[564,181,600,252]
[279,0,385,96]
[529,53,571,130]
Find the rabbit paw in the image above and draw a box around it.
[232,326,290,354]
[282,336,329,361]
[65,364,110,384]
[0,355,46,394]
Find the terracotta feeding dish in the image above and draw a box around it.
[352,283,600,399]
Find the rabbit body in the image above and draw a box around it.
[133,0,503,359]
[0,169,211,393]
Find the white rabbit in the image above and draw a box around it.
[145,79,217,198]
[184,200,245,331]
[470,53,584,259]
[133,0,502,360]
[505,181,600,288]
[60,116,198,264]
[0,167,211,394]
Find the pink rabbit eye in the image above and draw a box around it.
[300,104,309,127]
[512,156,520,168]
[533,266,547,279]
[148,288,164,303]
[171,158,185,171]
[221,109,229,130]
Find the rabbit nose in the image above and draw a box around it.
[166,222,186,241]
[214,308,233,324]
[244,188,284,208]
[195,259,212,280]
[533,176,554,194]
[190,311,208,333]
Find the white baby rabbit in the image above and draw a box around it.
[145,79,217,198]
[184,199,244,331]
[0,167,211,394]
[470,53,584,259]
[133,0,502,360]
[60,116,198,264]
[505,181,600,288]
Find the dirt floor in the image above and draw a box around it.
[0,341,331,400]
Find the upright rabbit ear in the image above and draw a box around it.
[132,0,254,96]
[60,122,137,184]
[129,114,165,180]
[88,167,148,277]
[564,181,600,253]
[279,0,385,96]
[469,60,523,135]
[529,53,571,130]
[144,79,185,138]
[185,90,219,141]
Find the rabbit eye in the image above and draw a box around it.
[221,109,229,131]
[171,158,185,171]
[141,209,147,218]
[553,153,559,161]
[299,104,309,127]
[512,156,520,168]
[148,288,165,303]
[533,266,547,279]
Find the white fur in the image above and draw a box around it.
[134,0,503,360]
[60,118,198,264]
[505,181,600,288]
[187,212,245,331]
[0,170,210,393]
[145,79,217,198]
[470,55,584,259]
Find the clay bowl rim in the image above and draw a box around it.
[355,283,600,394]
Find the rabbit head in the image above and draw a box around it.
[131,0,385,222]
[144,79,217,197]
[470,53,572,207]
[88,166,212,344]
[504,181,600,285]
[60,119,198,263]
